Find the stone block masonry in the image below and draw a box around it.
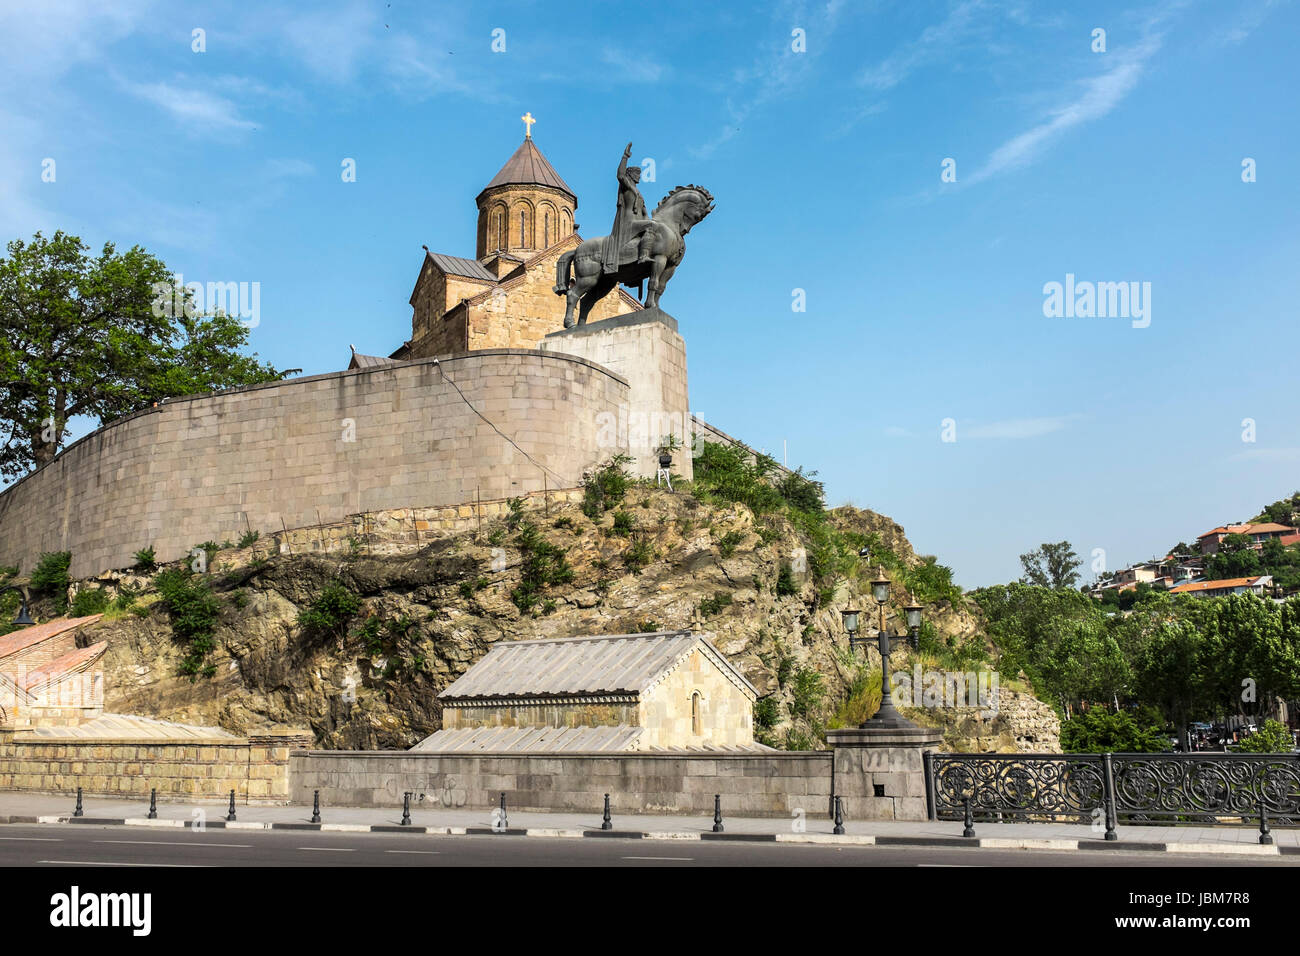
[0,350,631,580]
[290,750,834,819]
[0,727,309,804]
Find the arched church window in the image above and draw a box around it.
[544,211,549,248]
[691,692,702,735]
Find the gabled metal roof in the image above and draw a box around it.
[478,137,576,202]
[425,252,498,282]
[412,724,644,753]
[438,630,757,702]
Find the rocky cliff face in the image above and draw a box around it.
[56,487,1058,752]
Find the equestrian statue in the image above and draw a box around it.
[553,142,714,328]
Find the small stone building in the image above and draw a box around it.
[0,615,106,728]
[414,630,764,753]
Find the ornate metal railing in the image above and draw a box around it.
[924,751,1300,829]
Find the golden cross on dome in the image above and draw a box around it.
[521,111,536,138]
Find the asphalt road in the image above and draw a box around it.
[0,824,1294,866]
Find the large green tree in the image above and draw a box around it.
[1018,540,1081,590]
[0,230,279,478]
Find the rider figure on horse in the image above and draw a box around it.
[601,142,654,277]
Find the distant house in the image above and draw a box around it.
[1197,523,1297,555]
[413,630,766,753]
[1168,575,1272,598]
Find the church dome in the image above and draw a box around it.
[476,135,577,259]
[477,137,576,204]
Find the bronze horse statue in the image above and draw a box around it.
[553,184,714,328]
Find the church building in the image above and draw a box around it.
[351,119,642,367]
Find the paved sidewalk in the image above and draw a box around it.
[1,791,1295,856]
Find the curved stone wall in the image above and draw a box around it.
[0,350,630,579]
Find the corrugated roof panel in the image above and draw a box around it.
[411,724,644,753]
[439,631,705,700]
[481,137,576,199]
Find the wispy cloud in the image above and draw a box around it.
[266,158,315,178]
[857,0,989,91]
[1230,447,1300,462]
[600,47,665,83]
[963,35,1162,185]
[689,1,846,159]
[119,77,258,134]
[965,416,1075,439]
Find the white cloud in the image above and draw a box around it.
[964,35,1161,185]
[965,416,1074,439]
[600,47,665,83]
[119,78,257,134]
[266,158,315,178]
[857,0,988,91]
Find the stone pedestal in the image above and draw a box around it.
[538,309,692,481]
[826,724,942,821]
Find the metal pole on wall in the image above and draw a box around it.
[922,750,936,821]
[1102,752,1118,841]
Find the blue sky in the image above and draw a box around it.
[2,0,1297,588]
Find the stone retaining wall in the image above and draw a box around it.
[0,350,631,580]
[289,750,835,818]
[0,727,307,804]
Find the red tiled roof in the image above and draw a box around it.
[1280,533,1300,547]
[0,615,102,660]
[25,642,107,689]
[1246,522,1294,534]
[1169,577,1266,594]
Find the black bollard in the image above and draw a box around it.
[499,792,508,830]
[226,789,237,822]
[74,787,84,818]
[400,791,412,826]
[310,789,321,824]
[833,795,845,835]
[712,794,724,833]
[1259,800,1274,846]
[962,796,976,838]
[601,793,613,831]
[148,788,157,820]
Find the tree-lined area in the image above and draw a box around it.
[0,230,279,480]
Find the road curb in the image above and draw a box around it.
[3,816,1295,856]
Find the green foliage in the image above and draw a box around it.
[354,617,384,656]
[581,454,633,518]
[623,535,654,574]
[1256,491,1300,527]
[698,592,733,617]
[133,546,157,571]
[716,529,744,558]
[691,441,783,515]
[237,530,260,548]
[297,580,362,640]
[553,516,575,530]
[488,527,506,546]
[753,696,781,731]
[789,666,825,720]
[1237,719,1295,753]
[510,521,574,612]
[153,567,221,680]
[70,587,109,617]
[1019,541,1081,590]
[193,541,220,566]
[828,665,883,729]
[775,562,799,597]
[1060,707,1169,752]
[0,230,279,479]
[775,467,825,515]
[506,496,526,530]
[610,509,635,537]
[30,551,71,611]
[904,555,962,605]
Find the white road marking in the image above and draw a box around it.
[95,840,251,848]
[0,837,62,842]
[297,846,355,852]
[38,860,207,867]
[621,855,694,861]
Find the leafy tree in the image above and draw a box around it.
[1018,541,1081,590]
[1237,719,1296,753]
[1060,707,1169,753]
[0,230,278,478]
[1204,533,1263,580]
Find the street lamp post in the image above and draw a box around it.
[841,565,923,729]
[1,585,35,627]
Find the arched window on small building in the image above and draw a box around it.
[691,691,702,735]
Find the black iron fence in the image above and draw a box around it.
[924,751,1300,830]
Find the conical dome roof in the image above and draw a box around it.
[478,138,576,204]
